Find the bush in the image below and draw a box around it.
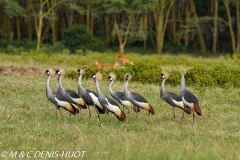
[40,42,66,53]
[6,45,26,55]
[0,39,36,54]
[62,25,104,53]
[65,63,162,85]
[64,63,240,89]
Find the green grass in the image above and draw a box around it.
[0,52,240,159]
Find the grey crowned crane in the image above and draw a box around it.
[180,70,202,124]
[124,74,154,116]
[77,69,105,121]
[56,70,87,114]
[108,74,140,113]
[160,73,191,120]
[92,73,126,121]
[45,69,79,118]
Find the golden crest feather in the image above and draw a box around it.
[180,67,187,74]
[60,69,67,76]
[48,68,56,76]
[81,69,85,75]
[96,72,102,81]
[109,72,116,80]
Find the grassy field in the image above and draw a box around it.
[0,52,239,159]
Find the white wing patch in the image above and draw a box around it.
[170,97,184,108]
[133,100,145,108]
[68,94,79,104]
[55,97,68,107]
[105,98,119,113]
[120,100,132,108]
[182,97,194,109]
[89,93,101,107]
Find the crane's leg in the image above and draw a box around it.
[56,106,63,119]
[103,111,110,123]
[56,107,58,118]
[59,108,64,119]
[171,107,176,120]
[78,107,82,119]
[92,106,101,123]
[107,112,110,123]
[123,105,130,114]
[87,104,91,117]
[192,112,195,126]
[180,110,185,124]
[136,112,139,119]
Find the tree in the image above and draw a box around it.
[110,0,134,54]
[0,0,24,41]
[212,0,219,53]
[223,0,240,54]
[132,0,156,49]
[152,0,175,54]
[111,0,155,54]
[62,25,104,53]
[30,0,68,52]
[188,0,206,54]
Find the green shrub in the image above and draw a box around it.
[6,45,24,55]
[0,39,36,54]
[65,63,162,85]
[65,63,240,89]
[40,42,66,53]
[62,25,104,53]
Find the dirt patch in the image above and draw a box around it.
[0,65,42,76]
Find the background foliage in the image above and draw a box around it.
[62,25,104,53]
[65,63,240,89]
[0,0,240,54]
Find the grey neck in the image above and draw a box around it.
[181,72,186,91]
[124,80,130,96]
[78,74,82,87]
[78,74,86,95]
[46,75,52,96]
[161,78,166,93]
[108,80,114,95]
[57,75,64,94]
[95,78,104,98]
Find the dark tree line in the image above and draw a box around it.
[0,0,239,55]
